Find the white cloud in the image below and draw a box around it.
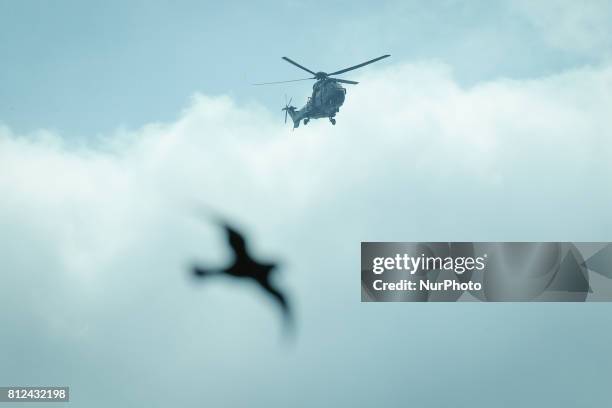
[1,61,612,406]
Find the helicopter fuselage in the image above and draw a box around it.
[286,79,346,128]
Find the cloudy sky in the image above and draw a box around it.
[1,1,612,407]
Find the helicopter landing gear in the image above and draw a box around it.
[304,118,309,125]
[329,117,336,125]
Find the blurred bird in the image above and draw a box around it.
[192,220,292,328]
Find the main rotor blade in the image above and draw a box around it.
[328,54,390,76]
[334,78,359,85]
[253,77,314,85]
[282,57,317,76]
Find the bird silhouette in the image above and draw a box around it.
[192,220,292,329]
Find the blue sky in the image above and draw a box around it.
[1,0,606,137]
[1,1,612,407]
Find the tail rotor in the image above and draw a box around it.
[281,95,293,123]
[281,94,293,124]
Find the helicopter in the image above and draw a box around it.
[255,54,390,128]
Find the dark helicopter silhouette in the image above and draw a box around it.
[192,219,292,328]
[255,55,390,128]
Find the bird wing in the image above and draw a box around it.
[192,266,215,277]
[223,223,249,259]
[258,278,292,325]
